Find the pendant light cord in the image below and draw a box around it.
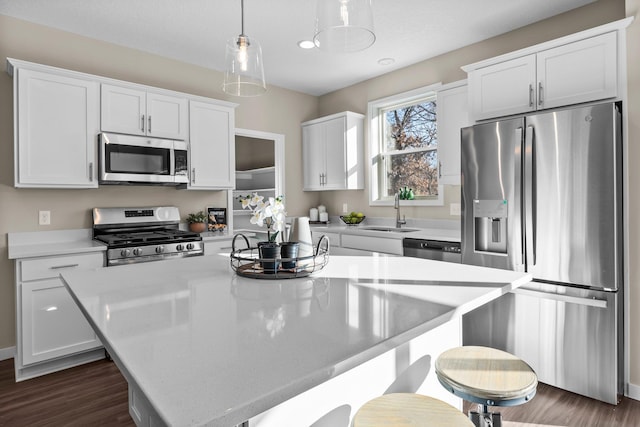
[240,0,245,37]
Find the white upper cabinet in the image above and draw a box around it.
[436,83,469,186]
[536,32,617,110]
[188,100,235,190]
[467,30,620,121]
[12,65,99,188]
[469,56,536,120]
[101,84,188,140]
[302,111,364,191]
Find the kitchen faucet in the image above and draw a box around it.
[394,192,406,228]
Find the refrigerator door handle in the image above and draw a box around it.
[514,127,525,269]
[512,288,608,309]
[524,125,536,267]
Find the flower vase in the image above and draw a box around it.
[258,241,280,273]
[279,242,300,270]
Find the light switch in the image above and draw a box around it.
[450,203,461,216]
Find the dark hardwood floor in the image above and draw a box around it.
[2,357,640,426]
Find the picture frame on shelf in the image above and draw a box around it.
[206,207,227,232]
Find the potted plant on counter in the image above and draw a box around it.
[187,211,207,233]
[237,193,287,272]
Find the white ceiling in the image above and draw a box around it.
[0,0,596,96]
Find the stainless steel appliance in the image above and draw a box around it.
[403,238,461,262]
[461,101,623,404]
[99,133,188,185]
[93,206,203,266]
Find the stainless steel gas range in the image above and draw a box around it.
[93,206,204,266]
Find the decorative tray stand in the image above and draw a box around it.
[230,234,330,279]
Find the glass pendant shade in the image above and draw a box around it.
[313,0,375,53]
[223,35,266,97]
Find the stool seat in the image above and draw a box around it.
[435,346,537,407]
[353,393,474,427]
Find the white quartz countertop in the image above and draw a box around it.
[7,228,239,259]
[7,229,106,259]
[309,222,461,242]
[61,255,530,426]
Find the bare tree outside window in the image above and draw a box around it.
[380,99,438,198]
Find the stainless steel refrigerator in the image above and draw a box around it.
[461,101,624,404]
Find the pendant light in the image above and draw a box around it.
[223,0,266,97]
[313,0,375,53]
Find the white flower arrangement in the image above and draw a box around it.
[238,193,286,242]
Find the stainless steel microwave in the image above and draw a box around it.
[99,133,188,185]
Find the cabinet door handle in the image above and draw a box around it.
[141,114,145,132]
[192,168,196,184]
[148,116,152,133]
[538,82,543,106]
[50,264,79,270]
[529,84,534,107]
[319,174,322,186]
[439,161,442,179]
[89,162,94,182]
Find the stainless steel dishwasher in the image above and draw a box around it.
[402,238,461,262]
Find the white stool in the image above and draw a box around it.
[435,346,537,427]
[352,393,474,427]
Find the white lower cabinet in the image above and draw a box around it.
[15,252,104,380]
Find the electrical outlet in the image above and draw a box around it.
[450,203,461,216]
[39,210,51,225]
[342,203,348,214]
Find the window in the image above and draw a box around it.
[368,84,443,206]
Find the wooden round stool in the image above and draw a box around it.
[352,393,474,427]
[435,346,537,427]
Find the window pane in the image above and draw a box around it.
[382,151,439,197]
[383,101,437,151]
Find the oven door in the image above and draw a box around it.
[99,133,179,184]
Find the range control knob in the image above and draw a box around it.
[186,243,195,250]
[176,244,184,251]
[155,246,165,254]
[120,248,131,257]
[132,248,142,256]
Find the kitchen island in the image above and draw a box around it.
[61,253,531,427]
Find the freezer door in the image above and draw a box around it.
[525,102,622,290]
[463,283,622,404]
[461,118,525,271]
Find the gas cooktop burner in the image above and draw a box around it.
[93,206,204,266]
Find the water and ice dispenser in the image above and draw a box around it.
[473,200,508,254]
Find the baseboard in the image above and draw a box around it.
[0,346,16,361]
[627,382,640,401]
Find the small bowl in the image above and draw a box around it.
[340,215,365,226]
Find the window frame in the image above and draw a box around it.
[368,82,444,207]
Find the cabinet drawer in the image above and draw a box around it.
[204,239,234,256]
[20,252,104,282]
[312,231,340,248]
[341,234,403,255]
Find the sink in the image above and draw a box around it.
[359,226,420,233]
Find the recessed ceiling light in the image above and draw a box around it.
[378,58,395,66]
[298,40,315,49]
